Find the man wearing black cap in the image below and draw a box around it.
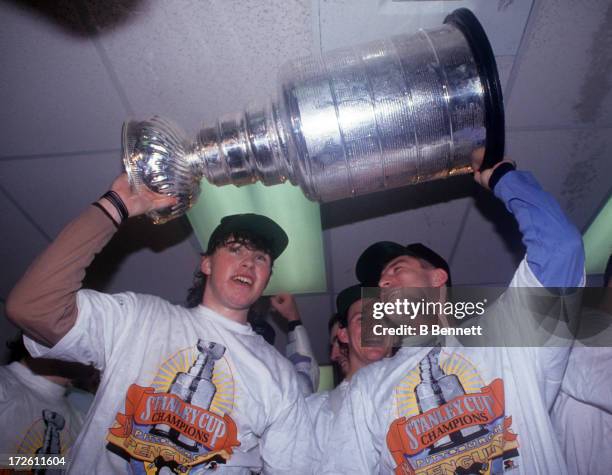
[321,160,585,474]
[7,174,315,474]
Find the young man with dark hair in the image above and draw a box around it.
[321,159,585,474]
[7,174,315,474]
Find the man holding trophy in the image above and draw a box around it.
[7,174,316,473]
[320,158,585,474]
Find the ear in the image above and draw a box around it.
[430,268,448,288]
[201,255,212,276]
[337,327,349,344]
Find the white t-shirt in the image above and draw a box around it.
[25,290,315,474]
[306,380,349,455]
[551,308,612,475]
[0,362,85,456]
[321,260,577,475]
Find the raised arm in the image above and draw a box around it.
[6,174,176,347]
[473,157,584,288]
[271,293,320,395]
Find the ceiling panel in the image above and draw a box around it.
[0,186,52,301]
[318,0,532,55]
[0,1,128,157]
[506,0,612,128]
[0,154,198,304]
[0,153,125,237]
[504,128,612,231]
[89,0,313,131]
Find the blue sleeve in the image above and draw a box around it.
[493,171,584,288]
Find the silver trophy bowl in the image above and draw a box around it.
[123,8,504,223]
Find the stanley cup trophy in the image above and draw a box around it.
[34,410,65,475]
[415,347,488,454]
[123,8,504,224]
[150,339,226,451]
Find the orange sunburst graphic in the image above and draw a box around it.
[150,345,235,416]
[394,350,485,419]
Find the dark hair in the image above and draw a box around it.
[605,254,612,288]
[6,334,29,363]
[185,231,275,308]
[186,268,207,308]
[328,313,343,332]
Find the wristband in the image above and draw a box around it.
[92,202,120,228]
[287,320,303,332]
[100,190,129,223]
[489,162,517,191]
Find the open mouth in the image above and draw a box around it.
[232,275,254,287]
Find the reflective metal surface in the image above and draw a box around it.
[123,9,502,222]
[122,117,201,223]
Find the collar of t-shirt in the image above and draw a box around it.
[192,305,256,336]
[8,361,67,399]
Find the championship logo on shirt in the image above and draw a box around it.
[16,409,69,454]
[106,339,240,474]
[386,348,519,475]
[1,409,70,475]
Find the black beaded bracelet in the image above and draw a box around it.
[92,202,120,229]
[100,190,129,223]
[489,162,517,191]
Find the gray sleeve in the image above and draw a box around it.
[286,324,320,395]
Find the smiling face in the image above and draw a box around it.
[201,238,272,322]
[338,299,392,379]
[377,255,448,329]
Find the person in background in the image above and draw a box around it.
[328,313,349,384]
[335,285,393,382]
[551,254,612,475]
[0,336,93,460]
[271,294,320,395]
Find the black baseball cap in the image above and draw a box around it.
[206,214,289,260]
[336,284,363,327]
[356,241,452,287]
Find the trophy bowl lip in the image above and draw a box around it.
[444,7,505,171]
[121,119,142,191]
